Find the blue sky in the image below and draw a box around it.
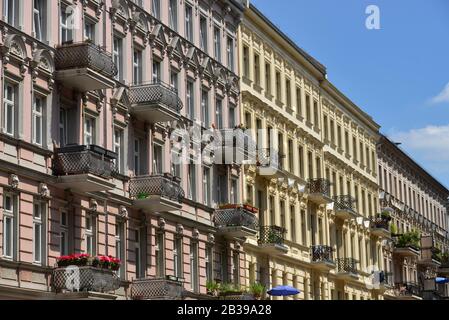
[251,0,449,187]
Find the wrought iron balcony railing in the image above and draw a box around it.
[258,226,286,246]
[257,148,279,168]
[308,178,331,196]
[215,129,256,156]
[371,217,390,230]
[334,195,357,211]
[129,174,185,203]
[336,258,358,274]
[52,266,121,293]
[215,206,259,230]
[55,41,117,78]
[131,278,183,300]
[311,245,334,263]
[394,282,422,297]
[129,81,183,112]
[53,144,118,178]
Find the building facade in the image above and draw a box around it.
[377,135,449,300]
[0,0,251,299]
[239,4,389,300]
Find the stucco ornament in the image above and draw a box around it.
[118,205,128,218]
[89,198,98,212]
[9,174,19,189]
[39,183,50,198]
[176,223,184,235]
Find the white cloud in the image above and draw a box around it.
[388,125,449,180]
[431,82,449,104]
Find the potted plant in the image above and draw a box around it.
[249,282,265,300]
[137,192,149,199]
[206,280,219,296]
[390,223,398,236]
[380,210,392,221]
[219,203,239,210]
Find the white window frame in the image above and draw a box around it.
[60,210,69,256]
[133,49,142,84]
[186,80,194,120]
[214,26,221,62]
[215,98,223,129]
[60,5,73,43]
[152,61,161,83]
[203,166,211,206]
[152,0,161,19]
[33,95,44,146]
[3,82,15,136]
[156,232,165,277]
[85,214,95,256]
[153,143,163,174]
[2,194,15,259]
[33,0,45,41]
[190,241,199,292]
[33,201,46,264]
[84,117,95,145]
[114,128,124,174]
[5,0,19,27]
[188,160,196,201]
[168,0,178,30]
[227,36,234,71]
[115,221,125,278]
[134,138,141,175]
[206,245,213,282]
[174,236,183,278]
[59,108,68,147]
[84,18,96,42]
[170,70,178,91]
[199,15,208,51]
[185,5,193,42]
[201,90,209,127]
[113,37,123,80]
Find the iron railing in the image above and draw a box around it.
[371,217,390,230]
[311,245,334,263]
[394,282,422,297]
[257,148,279,168]
[131,278,183,300]
[215,129,256,157]
[53,144,118,178]
[335,258,358,274]
[258,226,286,246]
[308,178,331,196]
[334,195,357,211]
[55,41,117,78]
[52,266,121,293]
[129,174,185,203]
[215,206,259,231]
[129,81,183,112]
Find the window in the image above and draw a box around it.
[33,201,46,264]
[214,27,221,62]
[215,98,223,129]
[233,251,240,286]
[231,179,238,204]
[185,5,193,41]
[3,194,15,259]
[59,108,68,147]
[330,119,335,144]
[288,140,293,172]
[115,221,125,278]
[113,37,123,80]
[133,50,143,84]
[134,229,143,278]
[203,166,211,206]
[275,71,281,101]
[217,174,228,204]
[3,82,16,136]
[345,131,349,154]
[206,245,213,282]
[296,87,302,115]
[190,241,199,292]
[84,19,95,42]
[85,214,95,255]
[353,136,357,161]
[152,61,161,83]
[153,143,163,174]
[243,46,249,78]
[168,0,178,30]
[229,103,236,128]
[60,211,69,256]
[323,115,329,141]
[134,138,141,175]
[254,54,260,85]
[5,0,19,26]
[33,96,44,146]
[337,125,342,148]
[298,146,304,178]
[60,6,73,43]
[34,0,45,41]
[313,100,319,128]
[170,70,178,91]
[114,129,124,173]
[156,232,165,277]
[290,205,296,242]
[201,90,209,126]
[286,79,291,107]
[200,16,208,51]
[305,95,311,123]
[152,0,160,19]
[186,80,195,120]
[188,160,196,201]
[227,37,234,71]
[265,63,271,94]
[84,117,95,145]
[174,236,183,278]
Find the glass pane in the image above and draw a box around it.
[5,217,12,257]
[34,224,41,261]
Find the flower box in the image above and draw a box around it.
[57,254,121,271]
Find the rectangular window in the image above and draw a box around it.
[214,27,221,62]
[231,179,238,204]
[217,174,228,204]
[186,80,195,120]
[5,0,19,26]
[33,202,45,264]
[298,146,304,178]
[190,241,199,292]
[243,46,249,78]
[188,160,196,201]
[134,229,143,278]
[60,211,69,256]
[330,119,335,144]
[3,194,15,258]
[313,100,319,128]
[152,61,161,83]
[305,95,311,123]
[84,117,95,145]
[227,36,234,71]
[286,79,291,107]
[275,71,281,101]
[201,90,209,126]
[34,0,45,41]
[337,125,342,148]
[60,6,73,43]
[174,236,183,278]
[290,205,296,242]
[185,5,193,41]
[296,87,302,115]
[229,103,236,128]
[168,0,178,30]
[85,214,95,256]
[156,232,165,277]
[33,95,44,146]
[115,221,125,278]
[113,37,123,80]
[134,138,141,175]
[3,82,16,136]
[215,98,223,129]
[200,16,208,51]
[59,108,68,147]
[152,0,161,19]
[288,139,293,172]
[203,166,211,206]
[133,49,143,84]
[265,63,271,94]
[206,245,213,282]
[84,19,95,42]
[301,210,306,245]
[114,129,124,173]
[233,251,240,286]
[170,70,178,91]
[254,54,260,85]
[153,143,163,174]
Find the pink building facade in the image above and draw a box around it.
[0,0,251,299]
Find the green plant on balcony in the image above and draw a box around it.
[249,282,265,299]
[380,210,392,221]
[137,192,149,199]
[390,223,398,235]
[396,230,420,249]
[206,280,219,296]
[217,283,244,296]
[441,252,449,266]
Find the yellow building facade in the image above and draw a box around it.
[238,4,386,300]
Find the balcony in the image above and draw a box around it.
[131,278,183,300]
[370,216,391,238]
[256,148,282,177]
[55,41,117,91]
[129,81,183,123]
[333,195,357,220]
[335,258,358,280]
[52,266,121,294]
[214,128,256,164]
[393,232,421,257]
[439,260,449,276]
[307,179,332,205]
[129,174,185,212]
[258,226,288,255]
[53,144,117,192]
[392,283,422,300]
[310,245,335,271]
[214,204,259,238]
